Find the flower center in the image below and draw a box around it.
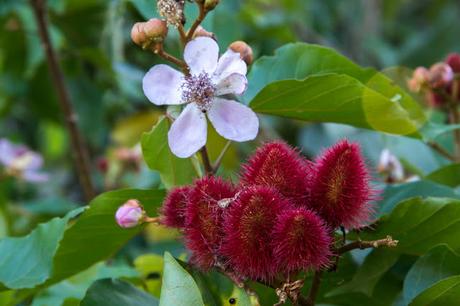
[182,73,216,111]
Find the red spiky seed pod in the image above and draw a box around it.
[221,186,292,281]
[240,141,311,206]
[160,186,191,228]
[184,176,236,270]
[272,208,332,275]
[309,140,375,229]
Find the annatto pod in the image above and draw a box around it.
[272,208,332,275]
[184,176,236,270]
[240,141,311,206]
[160,186,191,228]
[221,186,292,281]
[309,140,375,229]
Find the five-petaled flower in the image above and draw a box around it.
[142,37,259,158]
[0,138,48,183]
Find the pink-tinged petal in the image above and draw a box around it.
[22,171,49,183]
[208,98,259,142]
[184,37,219,76]
[168,103,207,158]
[215,73,248,96]
[0,139,16,166]
[142,64,184,105]
[214,49,247,83]
[26,152,44,170]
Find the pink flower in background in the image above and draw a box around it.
[142,37,259,158]
[0,138,48,183]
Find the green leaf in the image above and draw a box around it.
[48,189,165,285]
[159,252,204,306]
[327,249,399,297]
[403,245,460,304]
[378,181,460,215]
[426,164,460,187]
[134,254,164,298]
[360,197,460,255]
[80,279,158,306]
[409,275,460,306]
[0,189,164,291]
[249,74,422,135]
[141,117,199,189]
[0,208,84,290]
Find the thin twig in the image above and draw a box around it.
[153,44,188,70]
[31,0,95,201]
[186,2,207,41]
[177,24,187,44]
[200,146,213,175]
[337,235,398,254]
[212,140,232,173]
[427,141,456,161]
[304,271,322,306]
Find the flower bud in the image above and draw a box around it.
[429,62,454,89]
[143,18,168,42]
[204,0,219,10]
[115,199,145,228]
[130,22,147,46]
[407,67,429,92]
[446,53,460,73]
[192,25,215,40]
[229,41,253,65]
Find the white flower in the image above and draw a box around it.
[142,37,259,158]
[378,149,404,182]
[0,138,48,182]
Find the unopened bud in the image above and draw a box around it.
[429,62,454,88]
[204,0,219,10]
[229,41,253,65]
[131,22,147,46]
[143,18,168,42]
[192,25,215,40]
[115,199,145,228]
[446,53,460,73]
[407,67,429,92]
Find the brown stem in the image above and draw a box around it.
[304,271,322,306]
[144,216,161,224]
[186,2,207,41]
[31,0,95,201]
[337,235,398,254]
[153,44,188,71]
[200,146,213,175]
[177,24,187,45]
[427,141,456,162]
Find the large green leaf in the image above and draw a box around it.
[159,252,204,306]
[360,197,460,255]
[403,245,460,304]
[426,164,460,188]
[327,249,399,297]
[0,189,165,291]
[378,181,460,215]
[48,189,165,285]
[80,278,159,306]
[141,117,199,189]
[249,74,423,135]
[409,276,460,306]
[0,208,83,289]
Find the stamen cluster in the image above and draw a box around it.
[181,73,216,111]
[160,140,377,281]
[157,0,185,27]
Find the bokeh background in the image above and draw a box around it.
[0,0,459,249]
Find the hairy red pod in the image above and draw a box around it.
[309,140,375,229]
[221,186,292,281]
[160,186,191,228]
[240,141,311,206]
[272,208,332,275]
[184,176,236,270]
